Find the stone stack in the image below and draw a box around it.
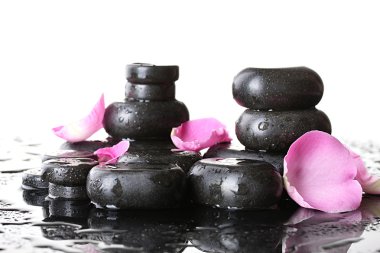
[205,67,332,174]
[87,63,202,209]
[192,67,331,209]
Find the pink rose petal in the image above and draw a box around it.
[171,118,232,152]
[94,140,130,165]
[351,150,380,195]
[52,94,105,143]
[284,130,362,213]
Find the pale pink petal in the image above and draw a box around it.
[52,94,105,143]
[350,150,380,195]
[171,118,232,152]
[284,130,362,213]
[94,140,130,165]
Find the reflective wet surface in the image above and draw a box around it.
[1,138,380,252]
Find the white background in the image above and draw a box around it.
[0,0,380,144]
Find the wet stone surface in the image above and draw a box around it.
[1,138,380,252]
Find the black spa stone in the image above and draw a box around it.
[125,82,175,101]
[233,67,324,110]
[22,168,49,189]
[86,163,186,209]
[48,183,88,200]
[41,150,97,162]
[118,141,202,173]
[236,108,332,152]
[188,158,283,209]
[103,100,189,140]
[204,142,285,174]
[42,158,98,186]
[126,63,179,84]
[47,198,91,219]
[22,189,48,206]
[59,140,111,152]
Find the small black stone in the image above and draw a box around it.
[204,142,285,174]
[42,158,98,186]
[22,189,48,206]
[188,158,283,209]
[126,63,179,84]
[236,108,332,152]
[233,67,324,110]
[48,183,88,200]
[103,100,189,140]
[86,163,186,209]
[118,141,202,173]
[22,168,49,189]
[125,82,175,101]
[41,150,97,162]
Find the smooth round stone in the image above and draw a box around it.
[236,108,332,152]
[188,158,283,209]
[103,100,189,140]
[22,168,49,189]
[118,142,202,173]
[48,183,88,200]
[42,158,98,186]
[87,164,186,209]
[126,63,179,84]
[41,150,97,162]
[233,67,324,110]
[125,82,175,101]
[203,142,285,174]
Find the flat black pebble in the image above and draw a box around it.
[125,82,175,101]
[42,158,98,186]
[233,67,324,110]
[48,183,88,200]
[41,150,97,162]
[103,100,189,140]
[203,142,285,174]
[236,108,331,152]
[119,142,201,173]
[188,158,283,209]
[22,168,49,189]
[86,163,186,209]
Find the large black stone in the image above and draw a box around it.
[48,183,88,200]
[103,100,189,140]
[118,141,202,173]
[42,158,98,186]
[236,108,331,152]
[188,158,283,209]
[204,142,285,174]
[86,163,186,209]
[233,67,324,110]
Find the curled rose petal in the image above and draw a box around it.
[171,118,232,152]
[351,150,380,195]
[284,130,362,213]
[94,140,130,165]
[52,94,105,143]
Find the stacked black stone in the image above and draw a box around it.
[233,67,332,153]
[103,63,189,140]
[87,64,202,209]
[195,67,331,210]
[205,67,332,173]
